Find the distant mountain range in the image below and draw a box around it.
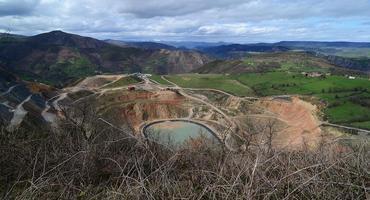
[275,41,370,49]
[193,51,336,74]
[195,41,370,57]
[105,40,177,50]
[193,41,370,72]
[197,44,290,58]
[161,41,231,49]
[0,31,211,86]
[0,33,27,39]
[0,32,369,130]
[0,30,369,88]
[105,40,231,50]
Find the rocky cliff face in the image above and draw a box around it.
[322,54,370,72]
[122,102,189,131]
[97,90,189,132]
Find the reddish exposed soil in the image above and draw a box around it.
[258,97,322,149]
[116,90,189,131]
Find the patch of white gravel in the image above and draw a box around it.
[7,95,32,131]
[41,102,57,125]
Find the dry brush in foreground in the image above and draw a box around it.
[0,104,369,199]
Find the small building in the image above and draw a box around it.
[302,72,324,78]
[348,76,356,80]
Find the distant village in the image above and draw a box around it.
[301,72,331,78]
[301,72,357,79]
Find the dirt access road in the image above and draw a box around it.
[160,75,237,132]
[158,75,328,150]
[45,74,350,150]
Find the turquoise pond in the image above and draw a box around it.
[144,120,218,147]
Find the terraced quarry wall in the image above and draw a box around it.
[97,90,191,132]
[2,73,359,152]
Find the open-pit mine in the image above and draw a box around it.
[26,73,350,151]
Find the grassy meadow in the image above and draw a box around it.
[149,75,172,85]
[164,74,255,96]
[164,72,370,129]
[103,76,141,88]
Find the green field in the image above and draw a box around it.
[235,72,370,129]
[150,75,172,85]
[279,62,330,73]
[103,76,141,88]
[235,72,369,95]
[164,74,255,96]
[162,72,370,130]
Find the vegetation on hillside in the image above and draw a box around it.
[326,48,370,58]
[165,74,255,96]
[0,31,211,87]
[190,51,370,129]
[165,72,370,130]
[102,76,142,88]
[195,51,370,77]
[150,75,172,85]
[236,72,370,129]
[195,52,335,74]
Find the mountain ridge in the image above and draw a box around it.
[105,39,177,50]
[0,31,211,86]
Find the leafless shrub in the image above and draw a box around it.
[0,104,369,199]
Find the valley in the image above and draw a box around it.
[1,31,369,149]
[2,0,370,197]
[2,71,367,152]
[0,30,369,199]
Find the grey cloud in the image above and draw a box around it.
[117,0,247,18]
[212,0,370,22]
[0,0,40,16]
[0,0,370,42]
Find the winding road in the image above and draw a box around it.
[157,75,243,141]
[0,84,19,97]
[31,73,370,139]
[321,122,370,134]
[159,75,258,100]
[160,76,235,123]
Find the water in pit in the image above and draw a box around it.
[144,120,219,148]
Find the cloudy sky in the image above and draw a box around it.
[1,0,370,42]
